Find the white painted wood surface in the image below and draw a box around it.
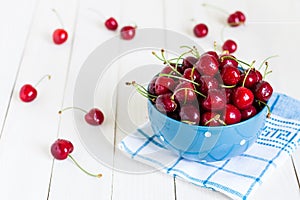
[0,0,299,199]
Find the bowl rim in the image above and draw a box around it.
[148,99,268,130]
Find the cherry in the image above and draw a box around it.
[59,107,105,126]
[148,76,157,95]
[155,93,177,113]
[160,65,180,76]
[219,54,238,69]
[195,54,219,76]
[182,56,198,70]
[200,112,223,126]
[204,51,219,61]
[253,81,273,101]
[232,87,254,110]
[197,75,219,95]
[227,13,240,27]
[193,23,208,38]
[155,76,176,95]
[183,68,201,82]
[51,139,102,178]
[201,89,226,111]
[179,105,200,125]
[120,25,136,40]
[173,82,197,104]
[224,104,241,125]
[239,69,259,88]
[241,105,257,121]
[52,9,68,45]
[105,17,118,30]
[19,75,51,102]
[235,11,246,23]
[225,88,234,103]
[222,39,237,53]
[221,65,241,85]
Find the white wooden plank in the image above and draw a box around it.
[0,0,38,135]
[0,0,79,199]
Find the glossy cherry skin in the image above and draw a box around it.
[241,105,257,121]
[200,112,223,126]
[253,81,273,101]
[51,139,74,160]
[195,54,219,76]
[179,105,200,125]
[227,13,240,27]
[222,39,237,53]
[155,93,177,113]
[201,89,226,111]
[235,11,246,23]
[224,104,241,125]
[105,17,118,30]
[120,26,136,40]
[173,82,197,104]
[204,51,219,61]
[160,65,179,76]
[52,29,68,45]
[239,69,259,88]
[232,87,254,110]
[221,65,241,85]
[219,54,238,69]
[155,76,176,95]
[183,68,201,82]
[197,75,219,95]
[193,23,208,38]
[84,108,104,125]
[182,56,198,70]
[19,84,37,102]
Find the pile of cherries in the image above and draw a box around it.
[140,48,273,126]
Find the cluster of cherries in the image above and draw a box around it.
[193,4,246,54]
[132,47,273,126]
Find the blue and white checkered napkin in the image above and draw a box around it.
[119,93,300,200]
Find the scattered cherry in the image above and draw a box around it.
[227,11,246,27]
[105,17,118,30]
[52,9,68,45]
[222,39,237,53]
[51,139,102,178]
[120,25,136,40]
[19,75,51,102]
[193,23,208,38]
[59,107,105,126]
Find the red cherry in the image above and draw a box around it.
[155,93,177,113]
[239,69,259,88]
[84,108,105,126]
[105,17,118,30]
[201,89,226,111]
[155,76,176,95]
[182,56,198,70]
[197,75,219,95]
[241,105,257,121]
[52,29,68,45]
[183,68,201,82]
[219,54,238,69]
[200,112,223,126]
[253,81,273,101]
[193,23,208,38]
[195,54,219,76]
[173,82,197,103]
[221,65,241,85]
[204,51,219,61]
[160,65,180,76]
[19,84,37,102]
[148,76,158,95]
[179,105,200,125]
[235,11,246,23]
[232,87,254,110]
[120,26,136,40]
[224,104,241,125]
[227,13,240,27]
[222,39,237,53]
[51,139,74,160]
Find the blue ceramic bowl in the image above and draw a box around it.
[148,101,268,162]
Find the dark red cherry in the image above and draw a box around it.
[241,105,257,121]
[173,82,197,103]
[225,88,234,103]
[204,51,219,61]
[51,139,74,160]
[182,56,198,70]
[195,54,219,76]
[167,111,181,121]
[52,29,68,45]
[84,108,105,126]
[148,76,157,95]
[221,65,241,85]
[19,84,37,102]
[201,89,226,111]
[254,70,263,82]
[120,26,136,40]
[179,105,200,125]
[219,54,238,69]
[155,76,176,95]
[200,112,223,126]
[235,11,246,23]
[105,17,118,30]
[227,13,240,27]
[193,23,208,38]
[224,104,241,125]
[155,93,177,113]
[183,68,201,82]
[239,69,259,88]
[253,81,273,101]
[197,75,219,95]
[222,39,237,53]
[232,87,254,110]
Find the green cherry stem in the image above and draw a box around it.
[125,81,157,101]
[220,55,251,68]
[242,60,256,87]
[258,55,278,70]
[159,73,200,86]
[262,62,272,80]
[256,100,271,118]
[68,154,102,178]
[204,114,227,126]
[34,74,51,88]
[58,107,88,114]
[219,84,236,89]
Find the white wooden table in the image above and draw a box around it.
[1,0,300,199]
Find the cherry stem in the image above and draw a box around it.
[204,114,227,126]
[58,107,87,114]
[213,41,217,52]
[52,9,65,28]
[34,74,51,88]
[181,120,197,125]
[258,55,278,70]
[171,87,206,101]
[202,3,230,15]
[256,100,271,118]
[125,81,157,101]
[68,155,102,178]
[175,50,193,69]
[220,55,251,68]
[242,60,256,87]
[159,73,200,86]
[219,84,236,89]
[180,46,200,58]
[263,62,272,80]
[88,8,106,22]
[152,50,182,76]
